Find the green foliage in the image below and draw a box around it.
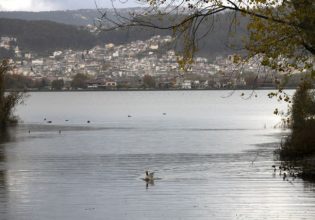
[246,0,315,73]
[281,80,315,158]
[142,0,314,73]
[291,81,315,129]
[71,73,89,89]
[51,79,64,91]
[4,74,34,90]
[36,78,50,90]
[143,75,156,88]
[0,60,24,128]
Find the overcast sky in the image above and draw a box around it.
[0,0,145,11]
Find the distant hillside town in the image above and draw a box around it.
[1,35,300,91]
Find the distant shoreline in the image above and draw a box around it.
[6,87,296,92]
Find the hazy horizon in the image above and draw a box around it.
[0,0,145,12]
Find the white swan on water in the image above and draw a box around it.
[144,171,154,181]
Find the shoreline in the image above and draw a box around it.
[6,87,296,92]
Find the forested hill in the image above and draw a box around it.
[0,9,137,26]
[0,10,248,59]
[0,18,96,55]
[0,9,102,26]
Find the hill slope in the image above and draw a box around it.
[0,10,248,59]
[0,9,137,26]
[0,18,96,56]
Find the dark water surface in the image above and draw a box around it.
[1,91,315,219]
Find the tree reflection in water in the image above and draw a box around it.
[0,129,11,144]
[0,129,10,218]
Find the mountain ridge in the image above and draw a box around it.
[0,9,248,60]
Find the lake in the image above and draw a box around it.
[1,90,315,220]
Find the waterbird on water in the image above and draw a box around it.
[144,171,155,189]
[144,171,154,181]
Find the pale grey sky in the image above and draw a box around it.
[0,0,145,11]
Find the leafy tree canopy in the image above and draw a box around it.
[100,0,314,75]
[71,73,89,89]
[0,60,24,128]
[51,79,65,91]
[98,0,314,103]
[143,74,156,88]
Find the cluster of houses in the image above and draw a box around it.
[1,35,278,90]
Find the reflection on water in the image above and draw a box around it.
[0,128,12,144]
[0,91,314,219]
[304,181,315,193]
[0,128,10,220]
[145,179,155,190]
[2,128,315,220]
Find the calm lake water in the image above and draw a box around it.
[1,90,315,220]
